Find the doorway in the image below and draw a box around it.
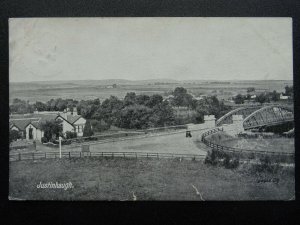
[29,127,33,140]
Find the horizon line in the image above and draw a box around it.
[10,78,294,83]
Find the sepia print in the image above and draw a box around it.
[9,18,294,200]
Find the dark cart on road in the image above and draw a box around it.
[186,131,192,138]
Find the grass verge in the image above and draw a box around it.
[9,157,294,200]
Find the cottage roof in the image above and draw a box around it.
[10,112,84,130]
[67,115,81,124]
[9,118,40,130]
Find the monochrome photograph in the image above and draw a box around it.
[9,17,294,200]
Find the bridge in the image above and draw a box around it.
[216,104,294,130]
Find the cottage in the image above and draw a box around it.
[9,107,86,141]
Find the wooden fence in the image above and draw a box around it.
[201,127,294,163]
[9,151,206,162]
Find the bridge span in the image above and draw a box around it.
[216,104,294,130]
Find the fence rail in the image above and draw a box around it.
[9,151,206,162]
[201,127,294,157]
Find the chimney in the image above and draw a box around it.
[73,107,78,116]
[66,107,72,115]
[61,108,68,120]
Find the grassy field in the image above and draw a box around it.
[9,157,294,200]
[207,132,294,153]
[9,79,292,103]
[229,138,294,153]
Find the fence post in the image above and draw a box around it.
[80,152,81,158]
[69,152,71,159]
[112,153,114,159]
[45,152,46,159]
[135,152,137,159]
[123,153,126,158]
[19,153,21,161]
[157,153,159,159]
[32,152,34,160]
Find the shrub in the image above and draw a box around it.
[230,157,240,169]
[84,136,98,141]
[61,139,72,145]
[204,150,218,165]
[223,154,230,168]
[10,130,21,144]
[250,155,280,174]
[90,119,110,132]
[83,120,94,137]
[41,137,48,143]
[66,131,77,139]
[50,138,59,145]
[223,154,240,169]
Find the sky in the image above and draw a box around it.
[9,17,293,82]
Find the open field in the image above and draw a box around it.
[228,138,294,153]
[206,132,294,153]
[9,79,293,103]
[9,157,295,200]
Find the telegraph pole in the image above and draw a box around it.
[59,136,62,159]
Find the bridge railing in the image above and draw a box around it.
[201,127,294,163]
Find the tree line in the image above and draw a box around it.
[233,85,293,104]
[10,87,231,131]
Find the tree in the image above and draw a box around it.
[90,119,110,132]
[150,101,175,127]
[147,94,163,108]
[10,130,21,144]
[124,92,136,106]
[98,96,123,125]
[270,90,280,102]
[118,105,152,129]
[136,94,150,105]
[83,120,94,137]
[34,101,47,111]
[285,85,293,97]
[255,93,268,104]
[172,87,187,107]
[234,94,244,104]
[172,87,194,108]
[194,96,231,122]
[245,94,251,100]
[40,120,63,141]
[10,98,34,114]
[77,99,100,119]
[247,87,255,93]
